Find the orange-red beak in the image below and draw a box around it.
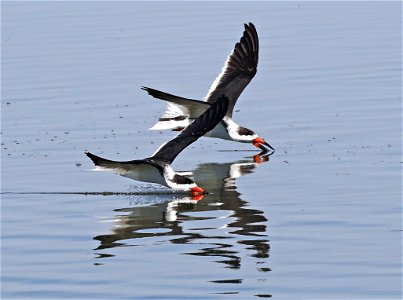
[191,194,205,201]
[191,186,205,196]
[252,137,274,152]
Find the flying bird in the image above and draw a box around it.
[142,22,274,153]
[85,96,229,196]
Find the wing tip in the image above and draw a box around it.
[244,22,256,30]
[141,86,152,93]
[84,151,100,166]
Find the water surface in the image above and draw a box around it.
[2,2,402,299]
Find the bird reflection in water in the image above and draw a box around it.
[93,153,271,271]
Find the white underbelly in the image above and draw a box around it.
[122,164,168,187]
[205,122,232,140]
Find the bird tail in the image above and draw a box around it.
[141,86,211,131]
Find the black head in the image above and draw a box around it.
[173,174,195,185]
[237,126,255,136]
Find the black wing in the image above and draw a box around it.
[151,95,230,164]
[205,23,259,117]
[141,86,206,106]
[141,86,211,119]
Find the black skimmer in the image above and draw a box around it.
[85,95,229,196]
[142,22,274,153]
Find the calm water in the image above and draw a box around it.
[2,2,402,299]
